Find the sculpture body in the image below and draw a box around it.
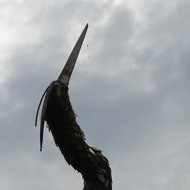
[35,24,112,190]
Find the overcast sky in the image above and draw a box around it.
[1,0,190,189]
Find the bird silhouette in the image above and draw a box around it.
[35,24,112,190]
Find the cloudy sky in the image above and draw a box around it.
[1,0,190,189]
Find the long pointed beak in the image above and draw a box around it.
[58,24,88,85]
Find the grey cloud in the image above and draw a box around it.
[1,0,190,190]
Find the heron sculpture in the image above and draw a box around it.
[35,24,112,190]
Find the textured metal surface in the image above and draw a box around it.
[35,24,112,190]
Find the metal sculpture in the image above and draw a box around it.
[35,24,112,190]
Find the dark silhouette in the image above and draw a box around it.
[35,24,112,190]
